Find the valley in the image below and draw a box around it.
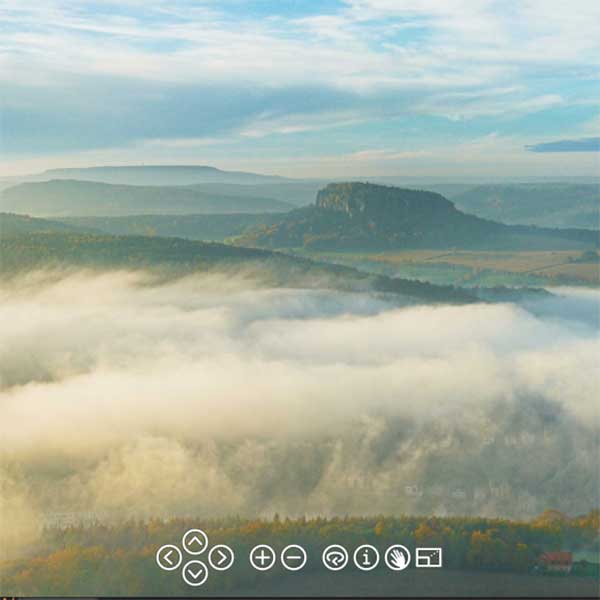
[297,249,600,287]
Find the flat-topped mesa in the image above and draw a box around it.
[315,182,457,221]
[235,181,598,250]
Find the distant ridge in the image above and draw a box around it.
[0,179,294,217]
[2,164,288,187]
[451,183,600,228]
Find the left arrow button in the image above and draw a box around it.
[156,544,182,571]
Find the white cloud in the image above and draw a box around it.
[0,271,597,554]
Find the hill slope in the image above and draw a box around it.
[0,212,96,236]
[0,224,475,304]
[60,213,280,241]
[452,183,599,228]
[0,180,293,217]
[237,182,598,251]
[186,181,323,207]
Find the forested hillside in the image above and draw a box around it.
[60,212,279,241]
[0,226,475,304]
[1,511,597,596]
[0,212,95,235]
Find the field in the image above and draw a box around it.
[302,250,600,286]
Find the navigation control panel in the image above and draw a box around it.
[156,529,442,587]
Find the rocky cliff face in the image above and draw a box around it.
[315,182,457,223]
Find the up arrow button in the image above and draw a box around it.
[182,529,209,555]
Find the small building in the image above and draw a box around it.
[539,551,573,574]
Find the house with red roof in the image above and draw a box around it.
[539,551,573,574]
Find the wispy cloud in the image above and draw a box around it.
[346,149,430,161]
[525,137,600,153]
[1,0,599,175]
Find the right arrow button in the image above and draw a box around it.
[208,544,235,571]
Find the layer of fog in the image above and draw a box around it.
[1,271,598,556]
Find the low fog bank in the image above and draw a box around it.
[1,271,598,557]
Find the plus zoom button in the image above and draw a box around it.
[250,544,276,571]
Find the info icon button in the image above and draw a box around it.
[353,544,380,571]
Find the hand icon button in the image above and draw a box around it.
[384,545,411,571]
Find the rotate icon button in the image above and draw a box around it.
[322,544,349,571]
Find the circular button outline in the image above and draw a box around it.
[322,544,349,571]
[182,559,208,587]
[249,544,277,571]
[208,544,235,571]
[182,528,209,555]
[281,544,307,571]
[155,544,182,571]
[353,544,380,571]
[384,544,411,571]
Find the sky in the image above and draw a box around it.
[1,0,599,178]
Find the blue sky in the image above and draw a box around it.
[1,0,599,177]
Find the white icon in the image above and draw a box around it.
[208,544,235,571]
[281,544,307,571]
[182,559,208,586]
[182,528,208,555]
[353,544,380,571]
[156,544,183,571]
[250,544,276,571]
[322,544,349,571]
[384,545,411,571]
[416,547,442,568]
